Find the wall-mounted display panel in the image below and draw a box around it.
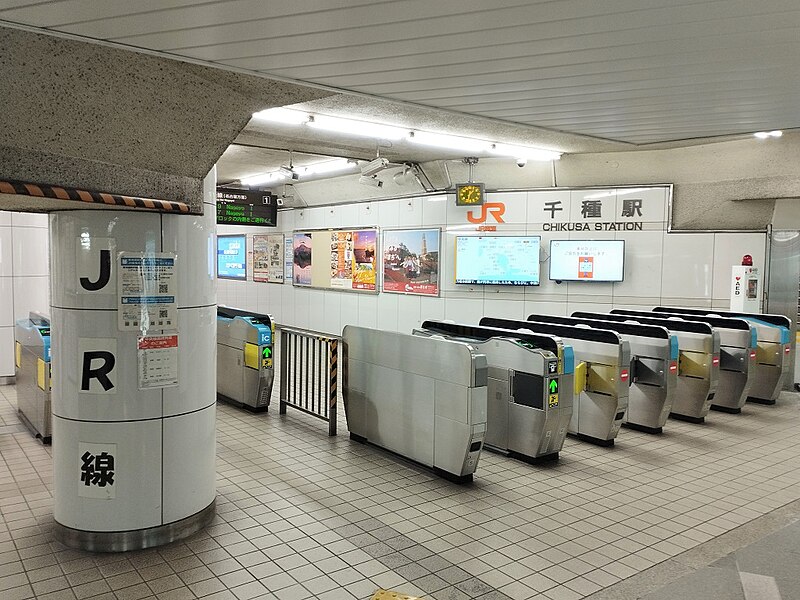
[253,234,284,283]
[455,235,541,286]
[383,228,440,296]
[549,239,625,282]
[292,228,378,293]
[217,235,247,281]
[216,187,278,227]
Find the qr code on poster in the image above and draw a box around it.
[159,309,168,319]
[159,283,168,294]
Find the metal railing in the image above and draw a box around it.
[278,326,339,436]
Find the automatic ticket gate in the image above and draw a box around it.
[480,317,630,446]
[525,314,678,434]
[342,326,488,482]
[413,321,573,462]
[577,311,720,423]
[14,312,52,443]
[641,310,756,413]
[216,306,275,412]
[655,307,792,404]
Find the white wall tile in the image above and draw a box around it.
[0,212,11,226]
[11,212,48,228]
[375,292,399,332]
[0,278,13,327]
[613,230,664,299]
[13,276,49,321]
[420,296,446,324]
[0,327,13,377]
[396,294,422,334]
[0,228,12,277]
[444,298,485,325]
[661,233,714,299]
[322,291,342,336]
[524,300,569,317]
[421,195,448,226]
[484,298,525,321]
[340,293,360,332]
[357,293,378,329]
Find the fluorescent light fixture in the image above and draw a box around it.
[754,130,782,139]
[252,107,309,124]
[489,143,562,161]
[308,115,406,140]
[358,175,383,188]
[770,130,783,137]
[240,171,287,186]
[408,131,490,153]
[303,158,356,176]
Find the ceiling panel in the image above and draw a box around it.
[1,0,798,145]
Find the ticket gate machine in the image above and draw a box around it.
[216,306,275,412]
[636,310,756,413]
[576,311,720,423]
[654,307,791,404]
[342,326,488,483]
[14,312,52,443]
[480,317,630,446]
[524,314,678,434]
[413,321,573,461]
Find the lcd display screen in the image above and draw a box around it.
[455,236,541,285]
[549,240,625,282]
[217,235,247,280]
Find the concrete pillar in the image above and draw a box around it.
[49,168,218,551]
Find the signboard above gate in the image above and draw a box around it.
[216,187,278,226]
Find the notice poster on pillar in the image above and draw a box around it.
[117,253,177,332]
[79,442,117,499]
[292,228,378,292]
[383,228,440,296]
[253,234,285,283]
[137,334,179,390]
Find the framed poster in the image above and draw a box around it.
[292,233,313,286]
[291,228,378,293]
[217,235,247,281]
[383,228,440,296]
[253,234,285,283]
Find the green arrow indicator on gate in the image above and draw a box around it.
[549,379,558,393]
[262,347,272,359]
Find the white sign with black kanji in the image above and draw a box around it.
[78,442,117,499]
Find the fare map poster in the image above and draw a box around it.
[292,228,377,292]
[253,234,284,283]
[383,228,440,296]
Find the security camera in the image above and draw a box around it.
[516,158,528,168]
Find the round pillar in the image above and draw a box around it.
[49,169,218,551]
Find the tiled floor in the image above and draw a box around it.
[1,383,800,600]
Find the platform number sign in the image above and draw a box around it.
[548,378,559,407]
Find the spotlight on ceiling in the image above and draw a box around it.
[358,175,383,188]
[360,157,391,177]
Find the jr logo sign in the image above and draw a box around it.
[466,202,506,224]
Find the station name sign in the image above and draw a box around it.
[216,187,278,227]
[543,222,643,231]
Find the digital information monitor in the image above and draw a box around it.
[216,187,278,226]
[549,240,625,282]
[217,235,247,280]
[455,236,541,286]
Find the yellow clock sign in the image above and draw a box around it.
[456,183,485,206]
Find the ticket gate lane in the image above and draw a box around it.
[575,311,720,422]
[413,321,572,462]
[15,312,52,443]
[342,326,488,483]
[643,310,756,413]
[526,314,678,434]
[479,317,630,446]
[216,306,275,412]
[654,307,791,404]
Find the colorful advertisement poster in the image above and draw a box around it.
[383,228,440,296]
[352,230,377,290]
[329,231,354,289]
[253,234,284,283]
[292,233,312,286]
